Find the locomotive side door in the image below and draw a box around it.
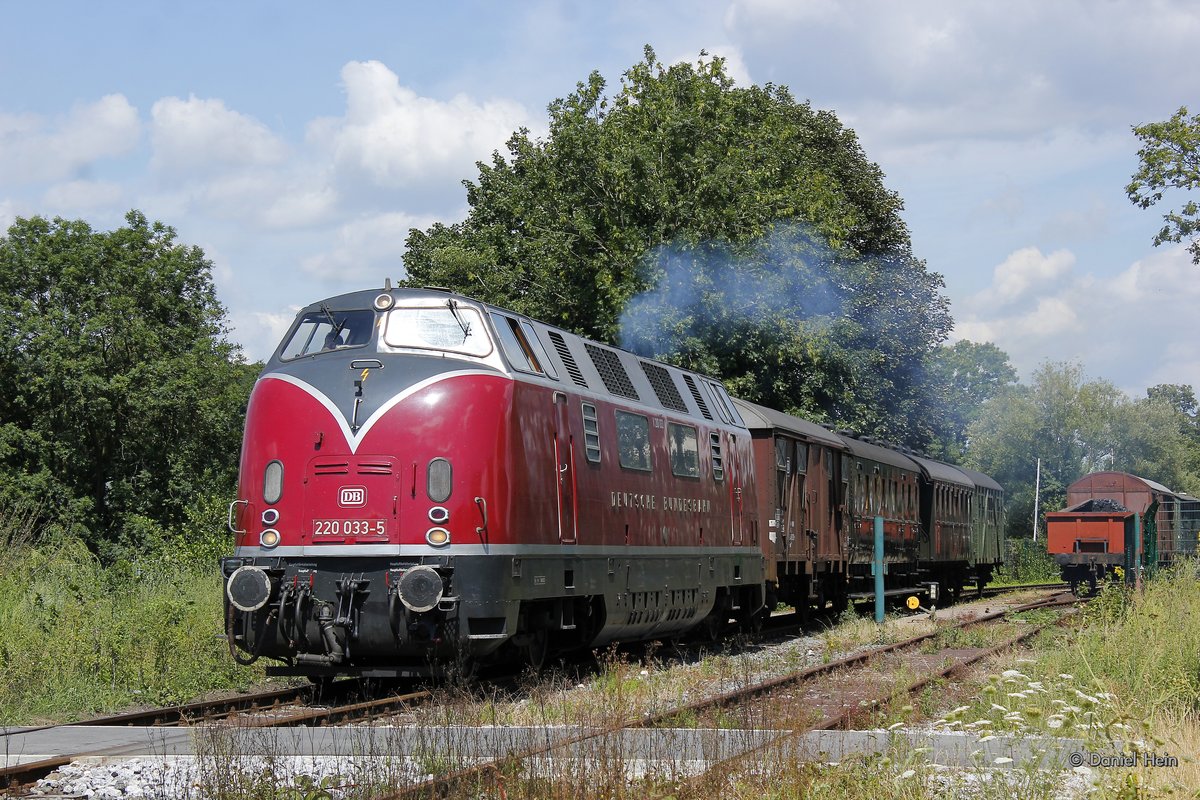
[553,392,578,543]
[729,432,744,545]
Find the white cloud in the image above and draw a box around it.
[301,211,442,284]
[986,246,1075,305]
[954,244,1200,393]
[150,95,287,176]
[42,180,124,215]
[309,60,535,189]
[228,308,301,363]
[0,95,140,184]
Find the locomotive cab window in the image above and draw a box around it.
[382,302,493,357]
[668,423,700,478]
[491,313,557,378]
[280,308,375,360]
[616,410,651,471]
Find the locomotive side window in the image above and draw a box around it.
[383,304,492,357]
[519,321,558,379]
[491,313,557,377]
[582,403,601,463]
[668,423,700,478]
[280,308,374,360]
[615,410,651,471]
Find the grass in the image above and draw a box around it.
[0,511,265,724]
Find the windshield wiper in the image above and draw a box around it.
[447,299,471,341]
[319,302,344,334]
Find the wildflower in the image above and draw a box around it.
[994,757,1014,765]
[1058,673,1075,681]
[1001,670,1028,680]
[899,769,916,779]
[1047,717,1064,729]
[888,722,906,730]
[990,703,1008,712]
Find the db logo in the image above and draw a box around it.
[338,486,367,507]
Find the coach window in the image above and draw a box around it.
[669,423,700,478]
[582,403,601,463]
[616,410,651,471]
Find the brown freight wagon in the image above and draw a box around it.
[1046,471,1186,591]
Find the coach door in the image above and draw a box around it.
[553,392,577,543]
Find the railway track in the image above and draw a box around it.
[0,582,1071,795]
[378,590,1086,799]
[0,683,431,791]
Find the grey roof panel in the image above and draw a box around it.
[731,398,846,449]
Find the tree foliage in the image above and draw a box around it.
[0,211,257,546]
[405,47,952,445]
[924,340,1018,460]
[965,363,1199,539]
[1127,106,1200,264]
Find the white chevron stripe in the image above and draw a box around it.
[257,369,507,453]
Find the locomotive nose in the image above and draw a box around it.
[226,566,273,612]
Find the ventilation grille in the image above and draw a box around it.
[585,343,639,399]
[682,374,712,420]
[548,330,588,388]
[313,461,350,475]
[357,461,393,475]
[640,362,687,412]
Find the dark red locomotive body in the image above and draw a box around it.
[222,288,764,677]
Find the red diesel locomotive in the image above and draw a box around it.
[222,287,764,677]
[222,285,1005,678]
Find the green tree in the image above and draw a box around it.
[924,340,1018,459]
[966,363,1198,539]
[0,211,257,546]
[405,47,951,444]
[1127,106,1200,264]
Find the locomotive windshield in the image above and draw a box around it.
[280,307,375,360]
[381,302,493,357]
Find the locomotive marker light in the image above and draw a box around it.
[227,566,273,612]
[260,529,280,549]
[397,566,444,612]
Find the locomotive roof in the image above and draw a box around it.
[730,398,846,449]
[295,286,744,428]
[907,454,975,488]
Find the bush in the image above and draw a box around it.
[993,537,1059,584]
[0,503,261,724]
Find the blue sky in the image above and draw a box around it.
[2,0,1197,397]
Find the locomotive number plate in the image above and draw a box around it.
[313,519,387,537]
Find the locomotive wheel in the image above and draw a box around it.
[525,629,549,671]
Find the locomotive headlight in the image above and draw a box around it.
[426,527,450,547]
[260,529,281,548]
[427,458,452,503]
[262,508,280,526]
